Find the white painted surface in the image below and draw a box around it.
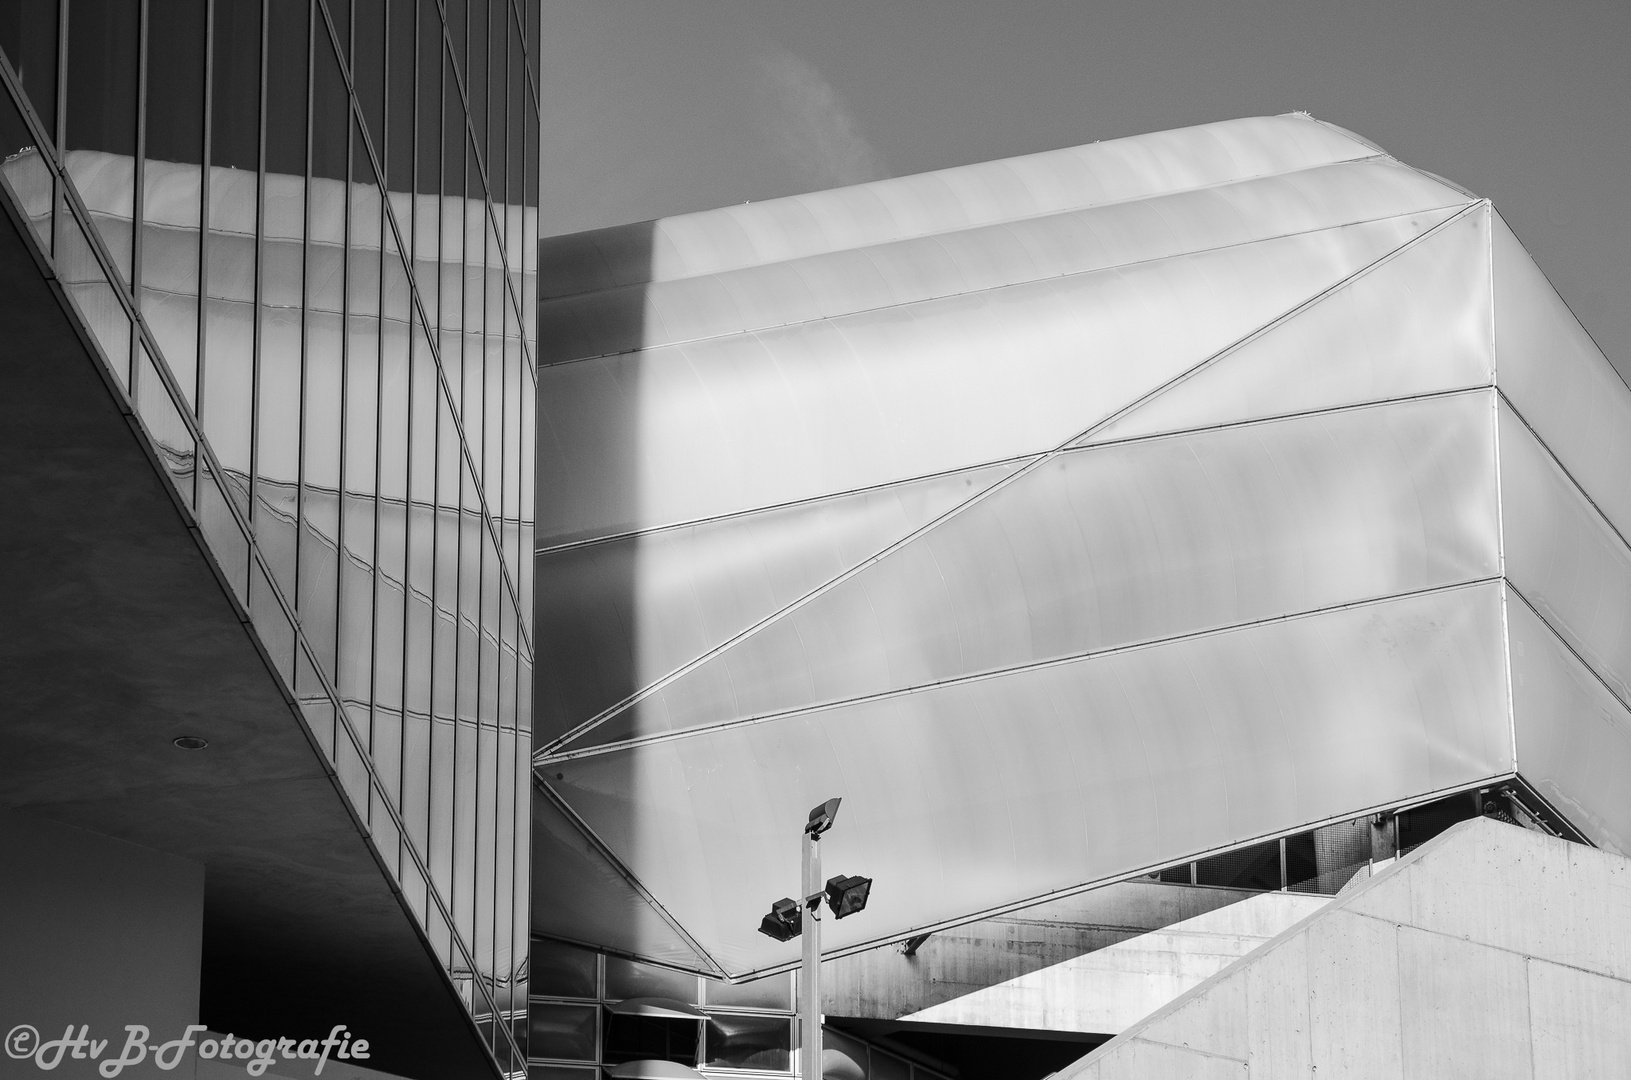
[901,892,1329,1034]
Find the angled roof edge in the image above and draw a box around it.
[537,114,1393,298]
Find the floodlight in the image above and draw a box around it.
[824,874,872,919]
[756,896,803,941]
[805,797,842,837]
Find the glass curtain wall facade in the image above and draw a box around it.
[0,0,539,1071]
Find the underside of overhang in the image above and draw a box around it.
[0,194,493,1079]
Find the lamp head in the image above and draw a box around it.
[824,874,873,919]
[756,897,803,941]
[805,797,842,837]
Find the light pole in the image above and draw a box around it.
[756,797,873,1080]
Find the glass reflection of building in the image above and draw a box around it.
[0,1,538,1072]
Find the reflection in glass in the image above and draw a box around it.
[63,0,137,281]
[704,1015,794,1072]
[140,0,206,405]
[604,957,699,1005]
[528,1004,597,1063]
[704,972,794,1011]
[0,5,538,1072]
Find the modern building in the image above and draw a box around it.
[4,12,1626,1074]
[528,112,1631,1075]
[1,2,538,1077]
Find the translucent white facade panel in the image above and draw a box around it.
[534,461,1025,744]
[565,392,1501,751]
[537,213,1458,543]
[1507,597,1631,854]
[536,113,1385,295]
[1085,204,1494,445]
[545,583,1512,975]
[533,114,1621,979]
[538,160,1469,365]
[1499,403,1631,708]
[1492,213,1631,547]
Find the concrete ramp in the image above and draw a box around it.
[902,892,1330,1035]
[1056,818,1631,1078]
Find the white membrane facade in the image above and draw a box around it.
[531,113,1631,978]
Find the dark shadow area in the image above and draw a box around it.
[531,219,688,975]
[830,1018,1106,1080]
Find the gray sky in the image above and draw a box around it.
[540,0,1630,372]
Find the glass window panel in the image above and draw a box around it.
[528,1068,595,1080]
[432,386,461,718]
[134,343,195,506]
[457,521,482,725]
[428,713,456,898]
[311,20,348,183]
[604,1014,699,1068]
[335,724,370,818]
[466,0,487,172]
[703,1015,791,1072]
[373,702,403,805]
[201,297,254,515]
[506,9,523,217]
[526,1004,596,1063]
[55,200,131,385]
[353,0,386,156]
[445,0,467,78]
[399,849,427,921]
[529,940,596,1001]
[0,2,57,142]
[0,87,53,251]
[415,0,440,197]
[297,680,336,759]
[477,723,500,990]
[254,308,301,597]
[264,0,309,179]
[525,0,538,104]
[441,49,463,198]
[604,957,698,1005]
[140,0,207,405]
[453,715,479,945]
[64,0,137,280]
[384,0,414,192]
[704,972,793,1011]
[337,497,377,708]
[402,708,431,857]
[1195,838,1283,891]
[209,0,260,173]
[199,458,250,604]
[488,5,508,208]
[371,782,401,876]
[248,555,297,683]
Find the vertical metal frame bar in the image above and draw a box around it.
[196,0,215,430]
[249,0,269,530]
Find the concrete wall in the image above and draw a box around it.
[1057,818,1631,1079]
[0,808,204,1080]
[821,881,1261,1020]
[904,892,1329,1035]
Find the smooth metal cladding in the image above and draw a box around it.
[0,1,539,1071]
[531,114,1631,979]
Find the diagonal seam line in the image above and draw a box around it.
[1507,583,1631,724]
[534,778,730,979]
[539,191,1466,370]
[535,202,1481,761]
[537,374,1487,561]
[538,576,1503,765]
